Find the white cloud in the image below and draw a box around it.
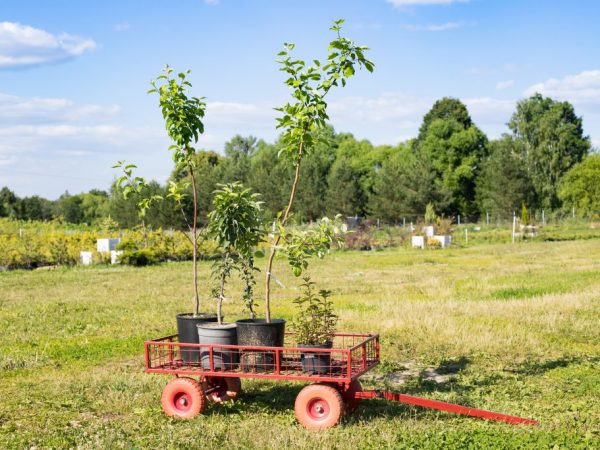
[206,101,274,124]
[524,70,600,104]
[400,22,462,32]
[496,80,514,90]
[387,0,467,6]
[0,93,119,121]
[328,93,517,143]
[0,21,96,69]
[113,22,130,32]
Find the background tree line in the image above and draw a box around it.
[2,93,598,228]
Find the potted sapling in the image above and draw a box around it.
[293,277,338,375]
[236,19,374,351]
[198,182,263,370]
[115,66,217,362]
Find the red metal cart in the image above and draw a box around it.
[145,332,538,429]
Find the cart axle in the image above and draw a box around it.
[356,390,538,426]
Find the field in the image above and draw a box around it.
[1,238,599,449]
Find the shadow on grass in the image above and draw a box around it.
[506,355,600,375]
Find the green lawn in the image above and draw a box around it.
[1,239,599,449]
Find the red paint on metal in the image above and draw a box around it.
[355,390,538,425]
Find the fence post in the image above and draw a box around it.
[512,214,516,243]
[458,215,461,225]
[486,211,489,226]
[542,210,545,226]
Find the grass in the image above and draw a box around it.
[1,238,599,449]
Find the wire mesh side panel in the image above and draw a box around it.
[146,333,379,379]
[146,336,180,370]
[349,335,379,377]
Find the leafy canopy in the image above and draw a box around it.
[148,66,207,168]
[275,19,374,164]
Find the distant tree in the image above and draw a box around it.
[559,154,600,217]
[53,192,83,224]
[415,98,488,218]
[476,136,536,220]
[0,187,19,218]
[222,135,258,183]
[248,141,291,218]
[80,190,110,225]
[369,146,451,222]
[335,136,393,201]
[326,156,366,217]
[170,150,226,226]
[295,126,337,222]
[508,93,590,210]
[418,97,472,141]
[18,196,53,221]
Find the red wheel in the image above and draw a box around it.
[161,377,205,419]
[202,377,242,403]
[343,380,363,413]
[295,384,344,430]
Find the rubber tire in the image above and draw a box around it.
[202,377,242,403]
[161,377,205,419]
[295,384,344,430]
[343,380,363,414]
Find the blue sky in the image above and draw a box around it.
[1,0,599,198]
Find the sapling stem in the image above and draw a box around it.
[264,141,305,322]
[188,162,200,317]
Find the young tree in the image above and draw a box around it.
[263,19,374,321]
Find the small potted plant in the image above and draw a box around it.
[293,277,338,375]
[197,182,263,370]
[237,19,374,350]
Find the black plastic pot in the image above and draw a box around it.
[298,342,333,375]
[197,322,238,370]
[236,319,286,372]
[176,312,219,363]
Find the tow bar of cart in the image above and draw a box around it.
[145,332,538,429]
[355,390,538,425]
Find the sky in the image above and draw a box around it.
[1,0,599,199]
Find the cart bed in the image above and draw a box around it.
[145,332,379,383]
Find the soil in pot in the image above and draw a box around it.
[176,312,219,363]
[298,342,333,375]
[236,319,286,372]
[197,322,238,370]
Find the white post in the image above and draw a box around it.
[19,228,23,238]
[542,209,545,226]
[486,211,489,226]
[465,228,468,244]
[458,215,461,225]
[572,207,575,219]
[403,217,406,228]
[377,219,380,228]
[512,214,516,243]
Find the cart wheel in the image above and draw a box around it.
[295,384,344,430]
[343,380,363,414]
[161,377,205,419]
[202,377,242,403]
